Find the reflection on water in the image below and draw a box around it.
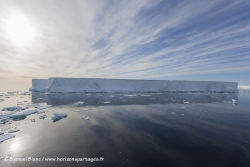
[1,92,250,167]
[32,92,238,106]
[10,142,20,151]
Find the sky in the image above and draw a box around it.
[0,0,250,91]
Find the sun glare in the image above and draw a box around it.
[10,142,20,151]
[5,14,36,45]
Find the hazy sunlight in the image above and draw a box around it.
[5,14,35,45]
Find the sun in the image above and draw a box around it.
[5,14,36,45]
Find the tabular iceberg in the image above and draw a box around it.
[29,79,48,92]
[30,77,238,93]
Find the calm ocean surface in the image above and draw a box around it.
[0,91,250,167]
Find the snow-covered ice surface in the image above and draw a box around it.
[1,106,23,111]
[8,129,20,133]
[75,101,85,106]
[34,105,52,109]
[39,115,47,119]
[30,77,238,93]
[51,113,67,121]
[232,99,237,104]
[81,115,89,120]
[1,90,250,167]
[0,134,15,143]
[10,110,37,118]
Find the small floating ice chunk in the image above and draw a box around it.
[8,129,20,133]
[140,94,151,96]
[1,106,22,111]
[183,101,190,104]
[35,105,52,110]
[10,110,38,118]
[20,92,30,95]
[30,119,36,122]
[0,134,15,142]
[0,115,10,124]
[51,113,67,121]
[81,115,87,119]
[103,101,110,104]
[1,127,10,131]
[181,107,185,108]
[81,115,90,120]
[76,101,85,106]
[54,113,67,117]
[36,110,46,114]
[39,115,46,119]
[232,99,237,104]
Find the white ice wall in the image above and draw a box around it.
[45,78,238,93]
[30,79,48,92]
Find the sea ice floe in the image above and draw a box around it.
[0,115,10,124]
[1,106,22,111]
[8,129,20,133]
[51,113,67,121]
[183,102,190,104]
[10,110,38,118]
[35,105,52,109]
[39,115,46,119]
[232,99,237,104]
[81,115,89,120]
[76,101,85,106]
[103,101,110,104]
[140,94,151,96]
[20,92,30,95]
[30,119,36,122]
[0,134,15,143]
[0,110,37,124]
[36,110,46,114]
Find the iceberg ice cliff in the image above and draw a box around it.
[30,78,238,93]
[29,79,48,92]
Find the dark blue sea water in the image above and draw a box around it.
[0,91,250,167]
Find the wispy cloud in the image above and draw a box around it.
[0,0,250,90]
